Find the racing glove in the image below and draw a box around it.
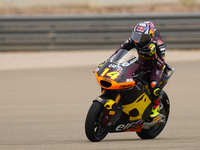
[148,43,158,61]
[148,43,165,70]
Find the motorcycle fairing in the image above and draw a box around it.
[108,91,151,133]
[95,49,138,90]
[95,70,135,90]
[122,92,151,121]
[109,118,144,133]
[93,87,152,133]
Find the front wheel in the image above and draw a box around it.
[136,91,170,139]
[85,101,111,142]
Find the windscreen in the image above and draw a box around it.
[110,49,136,64]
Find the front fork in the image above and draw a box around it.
[101,89,121,126]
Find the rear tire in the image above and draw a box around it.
[85,102,111,142]
[136,91,170,139]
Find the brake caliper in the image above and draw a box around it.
[102,99,118,126]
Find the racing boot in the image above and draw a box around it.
[102,99,118,127]
[150,96,160,118]
[149,81,161,118]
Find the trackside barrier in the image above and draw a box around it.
[0,13,200,51]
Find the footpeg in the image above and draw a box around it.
[143,114,166,129]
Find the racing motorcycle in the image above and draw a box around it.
[85,49,174,142]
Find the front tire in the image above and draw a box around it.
[136,91,170,139]
[85,102,111,142]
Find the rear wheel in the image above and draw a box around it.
[85,102,111,142]
[136,91,170,139]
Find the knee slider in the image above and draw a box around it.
[153,88,161,96]
[150,81,161,96]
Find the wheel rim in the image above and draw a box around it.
[94,111,110,139]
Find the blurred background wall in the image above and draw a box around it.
[88,0,200,7]
[0,0,199,8]
[0,0,199,51]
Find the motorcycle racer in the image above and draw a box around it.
[100,21,166,119]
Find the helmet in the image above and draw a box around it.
[131,21,155,49]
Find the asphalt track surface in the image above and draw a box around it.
[0,52,200,150]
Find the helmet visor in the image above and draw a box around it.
[131,31,151,43]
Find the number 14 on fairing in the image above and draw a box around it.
[100,68,120,80]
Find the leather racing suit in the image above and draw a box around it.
[113,29,166,106]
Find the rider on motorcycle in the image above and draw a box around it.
[100,21,166,118]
